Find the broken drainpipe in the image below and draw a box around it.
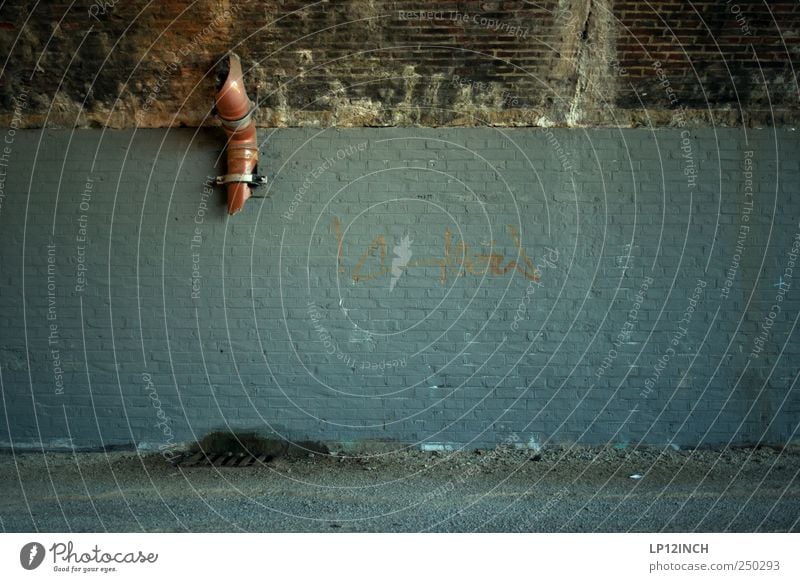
[214,52,266,215]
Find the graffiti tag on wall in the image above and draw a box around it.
[332,218,541,286]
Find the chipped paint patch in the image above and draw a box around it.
[421,442,457,452]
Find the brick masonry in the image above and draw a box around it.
[0,127,798,451]
[0,0,798,128]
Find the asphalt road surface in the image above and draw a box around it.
[1,446,798,532]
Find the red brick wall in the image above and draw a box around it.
[614,0,799,125]
[0,0,797,128]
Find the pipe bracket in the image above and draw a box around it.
[215,173,267,186]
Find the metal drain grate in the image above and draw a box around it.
[174,452,274,468]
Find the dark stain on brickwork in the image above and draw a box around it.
[614,0,795,125]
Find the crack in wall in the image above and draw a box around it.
[560,0,618,127]
[567,1,595,126]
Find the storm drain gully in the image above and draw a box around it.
[174,452,274,468]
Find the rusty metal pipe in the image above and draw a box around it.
[214,53,265,215]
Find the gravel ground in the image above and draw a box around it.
[1,446,798,532]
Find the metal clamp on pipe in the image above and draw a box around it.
[215,173,267,186]
[219,104,257,130]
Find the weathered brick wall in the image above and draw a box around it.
[0,0,797,129]
[614,0,800,126]
[0,127,798,450]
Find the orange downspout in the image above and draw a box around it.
[214,53,265,215]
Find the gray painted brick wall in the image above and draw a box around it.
[0,128,798,451]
